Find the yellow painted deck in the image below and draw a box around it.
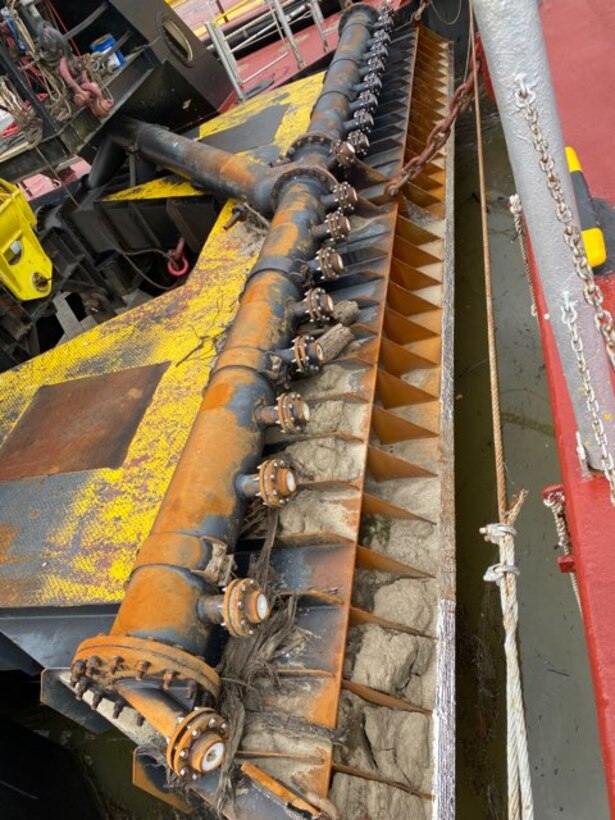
[0,73,323,609]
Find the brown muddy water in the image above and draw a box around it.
[0,101,610,820]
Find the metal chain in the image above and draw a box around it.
[561,296,615,503]
[542,488,582,613]
[411,0,430,24]
[514,75,615,370]
[542,488,571,551]
[385,58,477,197]
[509,194,537,317]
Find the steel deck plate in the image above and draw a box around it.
[0,74,322,610]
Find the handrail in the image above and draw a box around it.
[214,0,264,26]
[207,0,322,95]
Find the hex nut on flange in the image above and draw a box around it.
[222,577,271,637]
[276,391,310,432]
[166,707,227,778]
[257,457,299,507]
[311,246,345,280]
[292,334,323,374]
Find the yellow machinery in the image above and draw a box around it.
[566,146,607,268]
[0,180,52,301]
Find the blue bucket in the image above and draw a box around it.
[90,34,125,71]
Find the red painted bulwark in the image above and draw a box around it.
[531,259,615,816]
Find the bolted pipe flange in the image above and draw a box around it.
[377,2,393,22]
[347,130,370,157]
[331,139,356,168]
[277,391,310,432]
[345,109,374,134]
[297,287,335,325]
[258,457,299,507]
[222,578,271,637]
[365,42,388,60]
[375,16,393,32]
[355,73,383,95]
[292,334,324,374]
[350,92,379,115]
[236,458,299,506]
[254,391,310,433]
[72,635,221,701]
[312,211,351,243]
[370,29,391,45]
[360,57,385,77]
[270,163,338,210]
[323,182,359,213]
[308,246,345,281]
[167,707,227,779]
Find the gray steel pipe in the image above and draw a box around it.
[108,116,276,214]
[473,0,615,468]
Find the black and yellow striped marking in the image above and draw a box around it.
[566,146,607,268]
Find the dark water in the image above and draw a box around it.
[454,102,609,819]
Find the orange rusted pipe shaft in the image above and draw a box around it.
[111,180,323,648]
[73,1,381,706]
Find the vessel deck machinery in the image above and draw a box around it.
[0,2,455,817]
[0,0,233,370]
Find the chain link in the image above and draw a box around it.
[385,58,477,197]
[543,488,582,612]
[561,297,615,502]
[542,488,572,552]
[411,0,429,23]
[514,75,615,370]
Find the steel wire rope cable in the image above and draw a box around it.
[430,0,463,27]
[509,194,536,316]
[470,6,534,819]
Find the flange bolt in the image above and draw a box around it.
[323,182,359,213]
[292,287,335,325]
[312,211,351,242]
[344,109,374,134]
[255,392,310,433]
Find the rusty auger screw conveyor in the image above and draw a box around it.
[70,0,395,809]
